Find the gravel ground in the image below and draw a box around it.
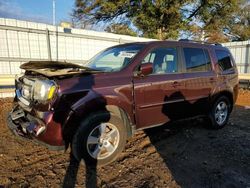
[0,90,249,188]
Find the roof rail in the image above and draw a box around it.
[178,39,222,46]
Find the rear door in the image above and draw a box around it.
[181,47,216,116]
[133,45,185,129]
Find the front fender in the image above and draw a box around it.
[61,90,134,144]
[69,89,134,124]
[71,90,107,116]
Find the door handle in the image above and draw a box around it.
[209,78,216,83]
[171,81,181,87]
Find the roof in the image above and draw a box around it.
[113,39,227,48]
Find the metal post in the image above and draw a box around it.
[56,26,58,61]
[52,0,58,61]
[53,0,56,26]
[46,29,52,60]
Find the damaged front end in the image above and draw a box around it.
[9,105,46,137]
[7,61,74,150]
[8,100,64,150]
[7,61,99,150]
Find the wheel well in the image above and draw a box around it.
[62,105,133,150]
[212,91,234,112]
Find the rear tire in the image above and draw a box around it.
[208,96,231,129]
[72,112,127,166]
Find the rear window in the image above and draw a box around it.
[215,50,233,71]
[183,48,211,72]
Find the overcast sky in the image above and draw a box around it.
[0,0,74,24]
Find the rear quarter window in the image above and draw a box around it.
[215,50,233,71]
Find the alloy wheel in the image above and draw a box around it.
[215,101,228,126]
[86,123,120,160]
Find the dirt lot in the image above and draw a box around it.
[0,90,249,188]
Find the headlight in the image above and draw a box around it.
[33,80,57,102]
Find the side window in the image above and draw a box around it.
[142,48,178,74]
[183,48,211,72]
[215,50,233,71]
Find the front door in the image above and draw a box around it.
[133,46,185,129]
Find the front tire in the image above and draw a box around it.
[208,96,231,129]
[72,112,127,166]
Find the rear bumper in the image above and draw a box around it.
[7,105,65,151]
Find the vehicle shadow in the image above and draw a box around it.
[143,91,215,187]
[144,118,207,187]
[144,105,249,187]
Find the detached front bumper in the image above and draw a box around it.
[7,105,65,151]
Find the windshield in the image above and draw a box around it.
[86,44,144,72]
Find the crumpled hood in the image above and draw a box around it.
[20,61,96,77]
[20,61,85,70]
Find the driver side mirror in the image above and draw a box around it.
[136,63,153,77]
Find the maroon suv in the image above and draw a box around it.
[8,40,238,165]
